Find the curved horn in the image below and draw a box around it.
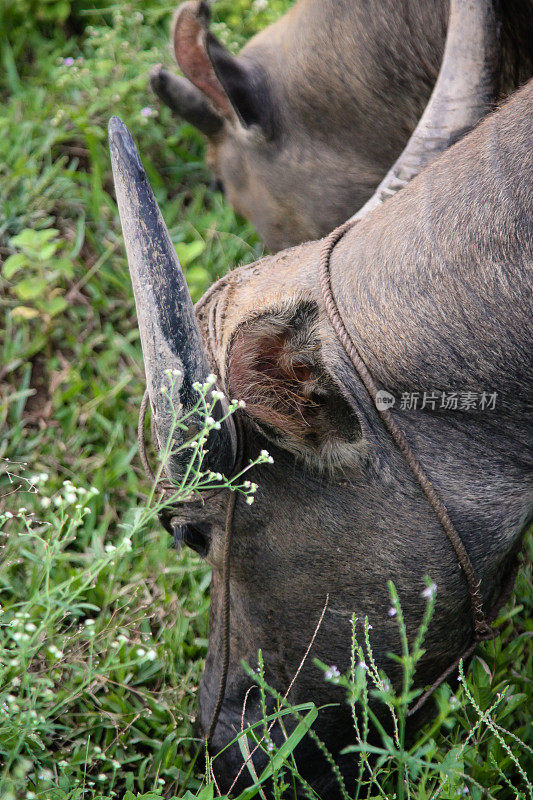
[351,0,500,222]
[108,116,236,482]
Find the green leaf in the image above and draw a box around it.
[471,656,491,689]
[14,277,47,300]
[10,227,59,255]
[38,240,60,260]
[175,240,206,267]
[497,692,528,719]
[2,252,27,279]
[38,295,67,317]
[197,785,215,800]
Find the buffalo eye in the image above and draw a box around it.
[171,520,211,557]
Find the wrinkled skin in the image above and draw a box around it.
[151,0,533,250]
[160,84,533,793]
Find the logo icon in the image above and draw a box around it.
[375,390,396,411]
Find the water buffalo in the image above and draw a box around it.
[111,2,532,794]
[150,0,533,250]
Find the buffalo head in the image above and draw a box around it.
[149,0,533,251]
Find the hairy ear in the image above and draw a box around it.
[172,0,275,135]
[227,303,360,462]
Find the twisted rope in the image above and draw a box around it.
[318,220,498,711]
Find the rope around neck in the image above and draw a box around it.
[318,220,498,712]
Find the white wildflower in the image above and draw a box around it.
[388,606,397,617]
[325,665,341,681]
[422,582,437,599]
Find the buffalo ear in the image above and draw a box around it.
[172,1,274,135]
[226,303,360,457]
[150,66,223,137]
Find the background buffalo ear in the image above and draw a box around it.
[226,303,360,459]
[172,0,275,135]
[150,67,223,137]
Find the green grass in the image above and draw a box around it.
[0,1,531,799]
